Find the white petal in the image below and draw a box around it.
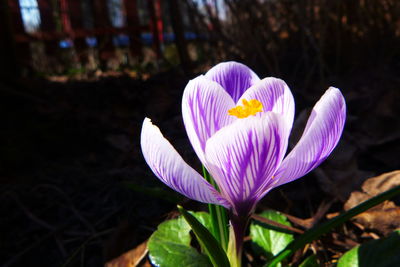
[182,76,236,164]
[205,61,260,102]
[141,118,230,207]
[273,87,346,187]
[204,113,289,215]
[238,77,295,129]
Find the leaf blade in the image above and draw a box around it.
[250,210,294,263]
[148,213,212,267]
[337,230,400,267]
[178,205,230,267]
[266,184,400,267]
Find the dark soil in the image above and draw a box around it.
[1,66,399,266]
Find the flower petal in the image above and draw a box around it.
[182,76,236,163]
[204,113,289,215]
[205,61,260,102]
[238,77,295,128]
[141,118,230,207]
[273,87,346,187]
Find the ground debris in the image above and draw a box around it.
[344,170,400,235]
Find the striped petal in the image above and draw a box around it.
[205,61,260,102]
[182,76,236,164]
[273,87,346,187]
[238,77,295,128]
[204,113,289,216]
[141,118,230,207]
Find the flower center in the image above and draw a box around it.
[228,99,263,118]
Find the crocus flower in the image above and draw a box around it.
[141,61,346,263]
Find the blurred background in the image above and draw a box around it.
[1,0,400,266]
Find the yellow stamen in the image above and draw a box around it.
[228,99,263,118]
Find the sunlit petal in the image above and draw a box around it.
[182,76,236,163]
[205,61,260,102]
[273,87,346,187]
[204,113,289,215]
[141,118,230,207]
[239,77,295,128]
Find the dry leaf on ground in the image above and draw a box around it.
[344,170,400,235]
[105,240,148,267]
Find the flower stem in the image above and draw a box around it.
[227,212,250,267]
[202,166,229,250]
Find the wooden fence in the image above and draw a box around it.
[1,0,164,76]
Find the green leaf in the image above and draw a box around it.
[250,210,294,261]
[337,230,400,267]
[148,212,212,267]
[299,254,319,267]
[266,184,400,267]
[191,211,213,232]
[178,206,230,267]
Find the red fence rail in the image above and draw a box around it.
[4,0,164,72]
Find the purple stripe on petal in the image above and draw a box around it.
[273,87,346,187]
[239,77,295,128]
[182,76,236,164]
[204,113,289,216]
[205,61,260,102]
[141,118,230,208]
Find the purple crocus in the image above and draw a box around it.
[141,61,346,262]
